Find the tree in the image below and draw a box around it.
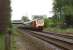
[53,0,73,27]
[32,15,45,19]
[63,0,73,27]
[44,18,49,28]
[0,0,11,33]
[22,16,30,22]
[0,0,11,50]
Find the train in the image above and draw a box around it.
[22,18,44,30]
[12,17,44,31]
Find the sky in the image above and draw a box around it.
[11,0,54,20]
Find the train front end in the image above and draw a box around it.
[32,19,44,30]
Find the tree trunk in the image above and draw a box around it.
[0,0,11,50]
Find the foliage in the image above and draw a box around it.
[44,18,49,28]
[45,27,73,36]
[0,33,4,50]
[22,16,30,22]
[44,17,55,28]
[53,0,73,27]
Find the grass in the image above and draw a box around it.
[11,27,17,50]
[0,33,4,50]
[0,29,17,50]
[44,27,73,36]
[11,26,20,50]
[0,25,18,50]
[11,33,16,50]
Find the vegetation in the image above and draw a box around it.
[45,27,73,36]
[44,0,73,28]
[53,0,73,27]
[22,16,30,22]
[44,17,55,28]
[32,15,46,19]
[0,33,4,50]
[11,28,16,50]
[44,0,73,35]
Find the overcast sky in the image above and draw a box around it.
[11,0,54,20]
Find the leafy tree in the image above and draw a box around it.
[44,18,49,28]
[63,0,73,27]
[32,15,45,19]
[22,16,30,22]
[53,0,73,27]
[44,17,55,28]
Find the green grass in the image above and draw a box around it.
[11,26,20,50]
[11,34,16,50]
[44,27,73,36]
[0,33,4,50]
[11,28,17,50]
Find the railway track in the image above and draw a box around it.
[18,28,73,50]
[21,28,73,39]
[33,31,73,44]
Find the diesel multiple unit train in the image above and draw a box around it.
[12,18,44,30]
[23,18,44,30]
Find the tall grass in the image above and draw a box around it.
[0,33,4,50]
[44,27,73,36]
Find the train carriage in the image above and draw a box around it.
[23,18,44,30]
